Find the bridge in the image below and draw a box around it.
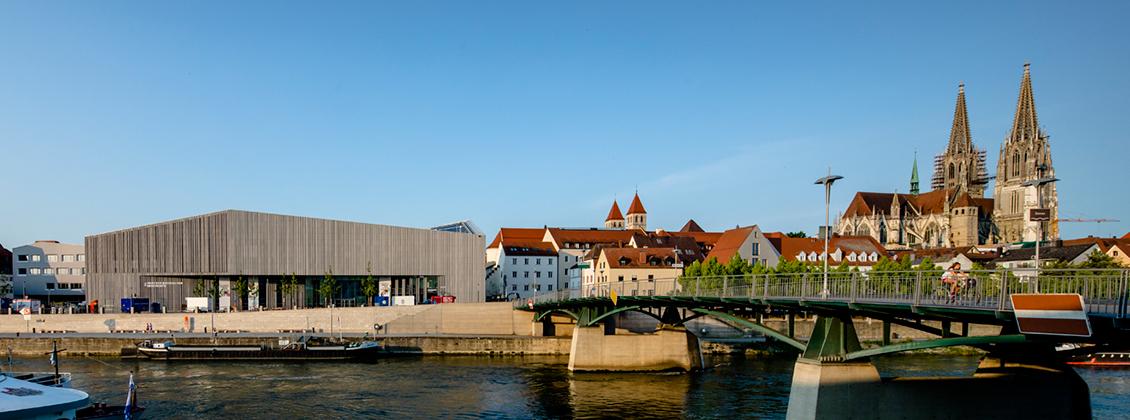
[519,268,1129,419]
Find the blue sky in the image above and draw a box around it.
[2,1,1128,247]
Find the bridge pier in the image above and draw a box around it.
[567,324,703,372]
[786,315,881,419]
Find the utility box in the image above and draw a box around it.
[121,297,151,313]
[375,296,390,307]
[392,295,416,306]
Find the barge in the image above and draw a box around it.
[136,336,384,361]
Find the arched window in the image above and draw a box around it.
[1013,153,1020,177]
[948,163,955,179]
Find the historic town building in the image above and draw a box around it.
[993,63,1059,243]
[838,64,1059,249]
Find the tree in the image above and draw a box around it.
[319,268,340,307]
[280,272,301,309]
[786,231,808,238]
[232,274,249,311]
[1077,250,1123,269]
[361,261,379,306]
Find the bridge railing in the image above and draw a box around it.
[526,269,1129,317]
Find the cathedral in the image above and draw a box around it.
[837,63,1059,249]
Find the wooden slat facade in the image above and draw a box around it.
[85,210,485,308]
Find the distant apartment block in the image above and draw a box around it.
[11,240,86,302]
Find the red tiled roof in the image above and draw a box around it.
[666,231,724,247]
[606,201,624,222]
[842,189,993,218]
[627,193,647,214]
[706,226,756,262]
[775,236,886,266]
[1123,232,1130,240]
[486,227,546,249]
[544,228,636,249]
[600,247,680,269]
[679,219,705,232]
[1062,237,1123,253]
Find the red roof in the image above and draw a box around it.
[1062,236,1123,253]
[842,189,992,218]
[605,201,624,222]
[706,226,756,262]
[600,247,680,269]
[544,228,636,249]
[679,219,705,232]
[666,231,724,247]
[627,193,647,214]
[1122,232,1130,240]
[775,236,886,266]
[486,228,546,249]
[501,241,558,257]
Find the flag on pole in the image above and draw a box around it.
[610,288,618,306]
[125,372,136,419]
[50,351,56,366]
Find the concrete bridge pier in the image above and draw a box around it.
[567,324,703,372]
[785,316,881,419]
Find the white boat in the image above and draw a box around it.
[0,374,90,420]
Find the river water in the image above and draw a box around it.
[12,354,1130,418]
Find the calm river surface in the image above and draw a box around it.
[12,354,1130,418]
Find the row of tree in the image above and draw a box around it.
[191,262,387,309]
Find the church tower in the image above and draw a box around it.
[604,201,625,230]
[932,83,988,196]
[993,63,1059,243]
[625,193,647,230]
[910,153,920,195]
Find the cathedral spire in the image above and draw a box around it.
[947,82,972,153]
[910,152,920,195]
[1008,62,1040,144]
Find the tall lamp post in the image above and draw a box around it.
[1021,173,1058,282]
[815,171,844,298]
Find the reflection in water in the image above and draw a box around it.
[7,353,1127,419]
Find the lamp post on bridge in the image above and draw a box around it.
[1022,172,1058,286]
[815,170,843,298]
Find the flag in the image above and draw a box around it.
[50,351,56,366]
[610,288,618,306]
[124,372,136,419]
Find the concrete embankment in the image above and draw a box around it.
[0,334,572,356]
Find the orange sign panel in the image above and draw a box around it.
[1010,293,1091,337]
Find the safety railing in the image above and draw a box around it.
[517,269,1130,318]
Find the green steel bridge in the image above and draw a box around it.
[523,269,1130,360]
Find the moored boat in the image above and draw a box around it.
[1066,351,1130,367]
[135,336,384,361]
[0,374,90,419]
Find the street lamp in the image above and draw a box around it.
[815,170,844,298]
[1021,175,1059,278]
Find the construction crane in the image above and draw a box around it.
[1057,218,1120,223]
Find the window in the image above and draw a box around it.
[536,272,541,278]
[512,285,517,291]
[752,242,760,256]
[78,254,85,262]
[548,272,553,278]
[549,259,554,265]
[44,268,55,275]
[548,285,553,291]
[512,271,518,278]
[647,290,655,296]
[62,255,74,262]
[631,275,638,282]
[524,258,529,264]
[512,258,517,265]
[536,258,541,265]
[618,275,624,282]
[30,268,42,275]
[47,254,59,262]
[17,268,27,276]
[80,268,86,275]
[524,272,529,278]
[524,285,529,291]
[46,283,55,289]
[71,283,83,289]
[31,255,41,262]
[58,268,70,275]
[648,275,654,281]
[17,255,28,261]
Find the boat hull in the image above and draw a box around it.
[136,344,384,361]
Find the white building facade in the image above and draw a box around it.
[12,240,86,302]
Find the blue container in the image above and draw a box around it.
[149,302,162,313]
[376,296,390,307]
[120,298,151,313]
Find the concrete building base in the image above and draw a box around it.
[567,325,703,372]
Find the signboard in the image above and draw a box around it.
[20,307,31,321]
[1010,293,1091,337]
[1028,208,1052,222]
